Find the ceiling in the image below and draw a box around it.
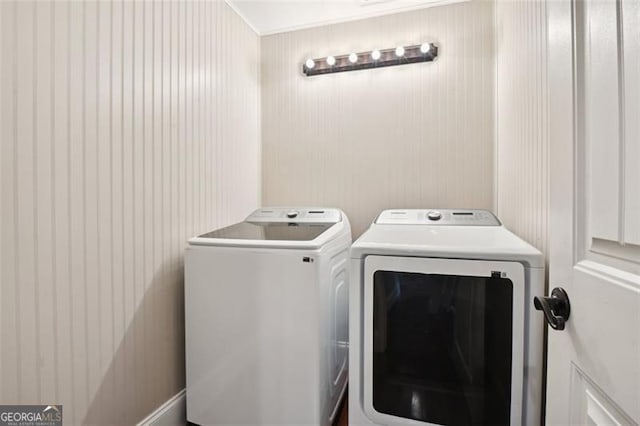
[225,0,465,35]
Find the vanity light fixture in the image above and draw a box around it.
[302,42,438,76]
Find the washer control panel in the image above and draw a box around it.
[376,209,500,226]
[247,207,341,224]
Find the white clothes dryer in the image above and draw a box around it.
[349,209,544,426]
[185,207,351,426]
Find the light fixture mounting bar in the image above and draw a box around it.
[302,43,438,77]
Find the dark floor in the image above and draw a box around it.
[334,388,348,426]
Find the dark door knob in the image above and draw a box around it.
[534,287,571,331]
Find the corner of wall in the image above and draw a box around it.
[256,29,263,206]
[493,0,550,257]
[223,0,261,36]
[493,0,500,216]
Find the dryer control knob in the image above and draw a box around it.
[286,210,299,219]
[427,211,442,221]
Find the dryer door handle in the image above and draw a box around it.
[534,287,571,331]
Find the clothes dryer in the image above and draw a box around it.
[349,209,544,426]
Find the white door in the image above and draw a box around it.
[546,0,640,424]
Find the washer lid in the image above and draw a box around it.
[197,222,333,241]
[188,207,347,249]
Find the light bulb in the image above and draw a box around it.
[420,43,431,54]
[305,58,315,69]
[326,56,336,66]
[371,49,381,60]
[348,53,358,63]
[395,46,405,57]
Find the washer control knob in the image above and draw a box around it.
[286,210,299,219]
[427,211,442,221]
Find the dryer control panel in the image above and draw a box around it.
[375,209,500,226]
[247,207,341,224]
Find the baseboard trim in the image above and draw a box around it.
[137,389,186,426]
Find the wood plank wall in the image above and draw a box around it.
[260,1,496,237]
[495,0,550,257]
[0,1,260,423]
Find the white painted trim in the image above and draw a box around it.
[137,389,186,426]
[226,0,468,36]
[575,260,640,294]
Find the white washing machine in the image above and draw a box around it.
[185,207,351,426]
[349,209,545,426]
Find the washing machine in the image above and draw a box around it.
[185,207,351,426]
[349,209,544,426]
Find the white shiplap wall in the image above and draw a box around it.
[0,1,259,424]
[261,1,496,237]
[495,0,549,256]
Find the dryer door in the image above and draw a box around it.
[363,256,525,426]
